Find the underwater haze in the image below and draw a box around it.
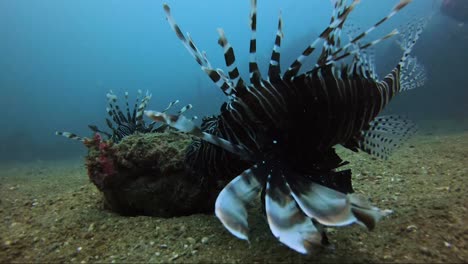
[0,0,464,162]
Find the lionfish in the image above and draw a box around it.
[56,90,188,143]
[146,0,427,254]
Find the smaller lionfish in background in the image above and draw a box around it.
[55,90,190,143]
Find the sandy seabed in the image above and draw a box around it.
[0,129,467,263]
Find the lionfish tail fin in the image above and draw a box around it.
[397,17,428,69]
[55,131,88,143]
[358,115,417,159]
[400,55,427,91]
[395,17,428,91]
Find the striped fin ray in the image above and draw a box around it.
[396,17,427,70]
[55,131,88,142]
[267,11,283,80]
[88,125,112,139]
[106,91,124,125]
[215,164,265,241]
[177,104,192,115]
[145,110,252,158]
[325,29,399,66]
[283,0,359,80]
[162,99,179,113]
[371,19,427,107]
[132,89,142,121]
[249,0,261,85]
[399,56,426,91]
[105,105,120,127]
[105,117,121,139]
[318,0,349,64]
[124,91,131,121]
[217,28,244,89]
[265,171,323,254]
[107,91,128,123]
[163,4,206,67]
[135,90,152,125]
[163,4,235,96]
[359,48,378,79]
[327,0,412,64]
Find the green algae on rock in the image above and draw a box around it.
[85,131,215,217]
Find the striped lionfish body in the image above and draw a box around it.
[56,90,185,143]
[147,0,427,254]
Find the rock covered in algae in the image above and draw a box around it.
[84,130,214,217]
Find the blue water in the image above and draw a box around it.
[0,0,465,161]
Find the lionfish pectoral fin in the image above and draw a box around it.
[357,115,417,159]
[145,110,252,158]
[286,172,357,227]
[348,193,391,230]
[285,169,387,232]
[55,131,88,143]
[215,164,264,241]
[145,110,201,135]
[265,169,323,254]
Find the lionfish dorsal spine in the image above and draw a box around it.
[283,0,359,80]
[131,89,141,121]
[124,91,131,121]
[217,28,244,89]
[135,91,151,125]
[107,91,128,124]
[163,3,234,97]
[267,11,283,81]
[327,0,412,63]
[248,0,262,86]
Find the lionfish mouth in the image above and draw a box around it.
[146,0,428,255]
